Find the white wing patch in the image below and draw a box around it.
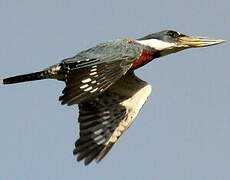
[80,84,89,89]
[106,85,151,144]
[95,85,152,161]
[81,78,92,83]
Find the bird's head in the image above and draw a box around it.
[137,30,225,57]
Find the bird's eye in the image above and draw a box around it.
[167,31,180,38]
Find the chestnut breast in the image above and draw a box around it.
[130,49,157,70]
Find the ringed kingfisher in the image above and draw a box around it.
[1,30,225,165]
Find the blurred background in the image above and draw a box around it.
[0,0,229,179]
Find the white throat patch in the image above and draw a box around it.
[136,39,175,51]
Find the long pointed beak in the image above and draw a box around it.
[178,35,226,48]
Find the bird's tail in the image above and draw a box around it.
[1,64,64,85]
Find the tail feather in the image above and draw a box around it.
[2,64,63,85]
[2,71,48,84]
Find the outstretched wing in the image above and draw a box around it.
[73,73,152,165]
[59,39,147,105]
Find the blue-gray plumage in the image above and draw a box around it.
[1,30,225,165]
[59,39,158,104]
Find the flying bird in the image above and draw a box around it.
[1,30,225,165]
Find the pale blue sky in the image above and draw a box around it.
[0,0,229,179]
